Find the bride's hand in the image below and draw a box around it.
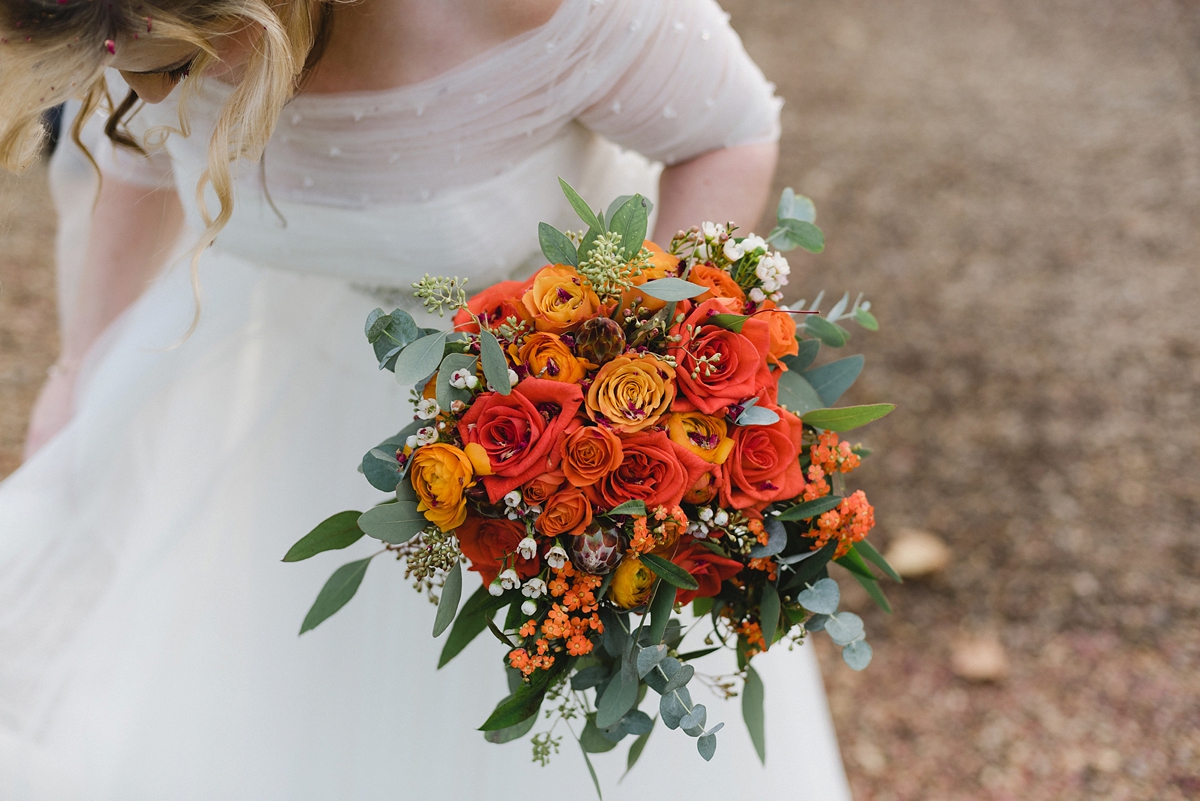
[22,364,79,460]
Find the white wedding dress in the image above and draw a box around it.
[0,0,852,797]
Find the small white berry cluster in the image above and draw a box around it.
[449,368,480,390]
[688,505,730,539]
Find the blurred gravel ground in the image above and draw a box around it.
[2,0,1199,798]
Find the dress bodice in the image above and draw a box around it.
[100,0,781,287]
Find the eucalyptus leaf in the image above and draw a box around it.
[855,540,902,583]
[803,355,864,407]
[639,553,699,591]
[827,291,850,322]
[578,226,601,264]
[662,663,694,694]
[760,582,781,651]
[742,664,766,764]
[842,639,873,670]
[393,331,450,386]
[777,188,816,224]
[596,669,639,728]
[834,547,877,580]
[558,177,603,233]
[825,611,865,645]
[776,495,844,522]
[620,709,654,736]
[581,715,622,752]
[581,741,603,801]
[479,330,511,394]
[483,712,537,744]
[775,218,825,253]
[369,308,422,371]
[599,608,629,658]
[776,371,825,416]
[643,656,679,694]
[478,658,563,731]
[804,315,848,347]
[783,338,822,372]
[736,405,781,427]
[572,664,612,691]
[660,691,688,730]
[438,585,494,668]
[707,313,749,333]
[748,518,787,557]
[622,723,653,780]
[605,499,647,517]
[803,404,895,432]
[299,557,372,634]
[608,194,649,260]
[357,501,426,545]
[638,277,709,302]
[854,307,879,331]
[777,549,823,566]
[680,704,707,737]
[362,419,422,491]
[636,645,668,679]
[805,613,830,633]
[538,221,579,268]
[283,511,365,562]
[432,561,463,637]
[797,577,840,615]
[697,731,718,761]
[676,646,720,662]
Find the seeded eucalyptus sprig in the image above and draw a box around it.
[412,274,470,317]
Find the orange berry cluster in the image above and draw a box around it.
[810,430,861,475]
[508,563,605,676]
[810,489,875,558]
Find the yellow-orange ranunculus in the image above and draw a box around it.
[585,353,676,434]
[522,264,601,334]
[620,240,679,314]
[689,264,746,304]
[514,332,589,383]
[609,555,655,609]
[667,411,735,465]
[408,443,476,532]
[760,300,800,369]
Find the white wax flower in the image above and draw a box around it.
[749,287,767,303]
[416,398,440,420]
[546,546,568,570]
[770,292,784,302]
[713,509,730,527]
[517,536,538,561]
[449,368,478,390]
[521,599,538,616]
[522,577,548,599]
[504,490,522,508]
[723,240,746,261]
[498,569,520,591]
[405,435,419,449]
[741,234,767,254]
[698,507,714,522]
[756,256,778,282]
[773,252,791,275]
[507,368,520,385]
[488,580,504,597]
[415,426,438,446]
[701,221,723,239]
[762,278,780,292]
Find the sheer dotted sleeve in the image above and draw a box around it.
[577,0,782,165]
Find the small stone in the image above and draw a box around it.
[884,529,950,578]
[853,741,887,775]
[951,634,1009,682]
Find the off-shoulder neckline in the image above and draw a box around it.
[285,0,583,108]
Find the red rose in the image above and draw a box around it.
[452,278,535,334]
[583,430,710,512]
[671,543,743,606]
[456,516,538,585]
[459,378,582,503]
[669,298,774,415]
[721,404,806,509]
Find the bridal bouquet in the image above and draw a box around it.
[285,180,897,784]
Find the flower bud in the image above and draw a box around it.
[488,580,504,597]
[574,316,627,365]
[713,509,729,527]
[568,526,624,575]
[521,599,538,616]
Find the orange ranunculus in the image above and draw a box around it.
[535,488,593,537]
[608,555,655,609]
[584,430,710,512]
[457,377,583,503]
[514,332,589,383]
[720,403,807,510]
[619,241,679,314]
[666,411,735,465]
[521,265,601,334]
[683,471,721,504]
[522,471,565,505]
[452,278,535,334]
[408,443,476,532]
[585,353,676,434]
[688,264,747,304]
[671,544,744,606]
[760,300,800,369]
[456,516,538,585]
[561,424,623,487]
[669,298,773,416]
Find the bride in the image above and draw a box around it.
[0,0,852,797]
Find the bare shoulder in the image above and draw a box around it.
[473,0,565,38]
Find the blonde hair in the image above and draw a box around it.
[0,0,328,335]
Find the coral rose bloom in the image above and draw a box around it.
[458,378,582,503]
[522,265,601,334]
[515,332,588,383]
[535,488,593,537]
[670,298,773,416]
[721,404,807,510]
[619,240,679,313]
[671,543,744,606]
[609,555,655,609]
[457,516,537,585]
[760,300,800,369]
[522,471,565,504]
[584,430,709,512]
[561,424,623,487]
[408,443,475,531]
[688,264,747,304]
[452,278,534,334]
[586,354,676,435]
[666,411,735,465]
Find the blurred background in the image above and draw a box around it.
[2,0,1198,797]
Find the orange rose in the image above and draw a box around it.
[760,301,800,369]
[561,424,623,487]
[457,516,538,585]
[669,298,774,416]
[514,332,588,383]
[667,411,735,465]
[585,353,676,434]
[535,488,593,537]
[522,471,565,505]
[453,278,535,334]
[720,404,807,510]
[408,443,475,532]
[584,430,710,512]
[619,241,679,314]
[689,264,746,304]
[522,265,601,334]
[671,544,744,606]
